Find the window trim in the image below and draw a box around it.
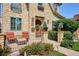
[10,17,22,31]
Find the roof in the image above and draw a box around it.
[48,3,65,19]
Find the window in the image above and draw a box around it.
[38,3,43,6]
[17,18,22,30]
[10,17,22,31]
[38,3,44,11]
[11,3,22,13]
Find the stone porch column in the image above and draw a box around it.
[43,32,48,43]
[57,29,64,43]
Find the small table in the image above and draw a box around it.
[16,35,27,45]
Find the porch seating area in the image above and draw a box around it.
[6,32,16,43]
[6,32,29,52]
[6,32,29,43]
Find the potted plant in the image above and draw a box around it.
[36,24,40,31]
[42,22,48,31]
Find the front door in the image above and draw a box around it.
[35,16,44,37]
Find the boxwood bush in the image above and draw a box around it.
[48,31,57,41]
[64,31,73,40]
[60,39,74,48]
[72,42,79,52]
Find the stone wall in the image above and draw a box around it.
[0,34,4,48]
[2,3,59,41]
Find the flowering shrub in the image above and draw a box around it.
[20,43,54,56]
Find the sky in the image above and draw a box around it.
[59,3,79,18]
[0,3,79,18]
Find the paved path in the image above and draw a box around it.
[43,40,79,56]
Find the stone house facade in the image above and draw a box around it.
[1,3,62,45]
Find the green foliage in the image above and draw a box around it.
[64,31,73,40]
[48,31,57,41]
[72,42,79,51]
[20,43,54,56]
[44,43,54,52]
[36,24,40,31]
[0,46,11,56]
[43,22,48,31]
[52,19,79,33]
[60,39,74,48]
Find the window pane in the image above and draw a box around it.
[11,3,22,13]
[38,3,44,11]
[11,17,16,30]
[38,3,43,6]
[17,18,22,30]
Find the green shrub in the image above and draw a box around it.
[60,39,74,48]
[43,22,48,31]
[72,42,79,51]
[44,43,53,52]
[20,43,54,56]
[36,24,40,31]
[64,31,73,40]
[48,31,57,41]
[0,46,11,56]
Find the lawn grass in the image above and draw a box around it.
[48,51,66,56]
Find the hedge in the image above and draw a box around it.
[48,31,57,41]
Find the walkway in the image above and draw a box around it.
[43,40,79,56]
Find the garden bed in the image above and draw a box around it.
[19,43,66,56]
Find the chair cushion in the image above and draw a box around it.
[22,32,29,38]
[6,32,15,40]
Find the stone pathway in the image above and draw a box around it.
[43,40,79,56]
